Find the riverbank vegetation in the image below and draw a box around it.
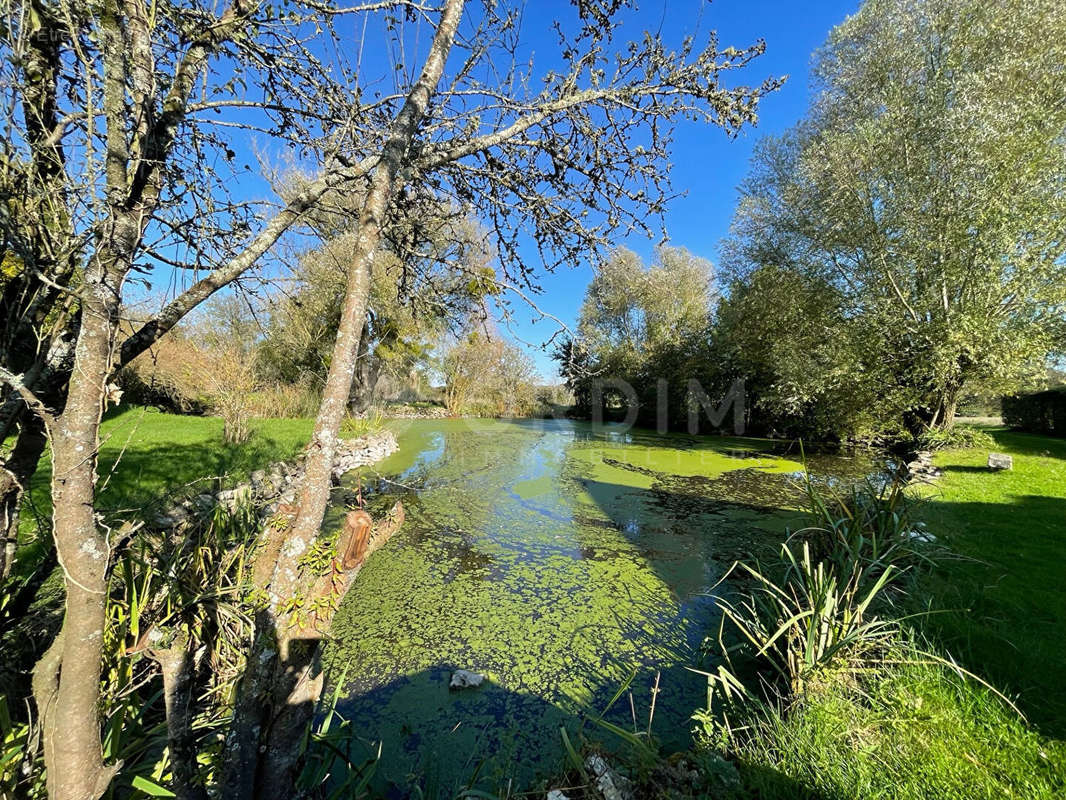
[0,0,1063,795]
[554,426,1064,800]
[5,414,1063,799]
[690,431,1066,799]
[559,0,1066,443]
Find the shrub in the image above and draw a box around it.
[1002,387,1066,437]
[916,424,996,451]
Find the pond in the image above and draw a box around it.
[321,418,873,797]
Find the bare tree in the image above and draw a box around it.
[0,1,420,796]
[0,1,777,797]
[281,0,780,576]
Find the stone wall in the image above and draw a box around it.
[152,430,399,528]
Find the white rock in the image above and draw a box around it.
[449,669,485,689]
[987,453,1013,470]
[585,754,633,800]
[546,791,570,800]
[906,529,937,543]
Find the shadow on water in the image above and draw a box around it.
[330,656,717,798]
[320,418,880,795]
[331,664,618,798]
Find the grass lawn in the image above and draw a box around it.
[732,645,1065,800]
[918,428,1066,738]
[17,406,316,537]
[726,426,1066,799]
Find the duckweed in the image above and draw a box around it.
[322,418,873,796]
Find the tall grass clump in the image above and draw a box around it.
[693,476,1064,799]
[341,408,387,438]
[700,478,920,715]
[915,424,996,452]
[1,493,367,798]
[711,542,900,700]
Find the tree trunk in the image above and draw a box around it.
[224,6,463,797]
[276,0,464,579]
[0,413,48,580]
[32,251,128,800]
[152,636,209,800]
[929,381,962,431]
[221,503,404,800]
[348,320,382,416]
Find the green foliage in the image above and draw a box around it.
[558,245,720,430]
[1,495,267,799]
[101,497,263,794]
[0,695,43,798]
[722,0,1066,436]
[1002,387,1066,437]
[915,424,997,451]
[714,264,879,439]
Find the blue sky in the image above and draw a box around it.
[169,1,861,378]
[493,0,861,377]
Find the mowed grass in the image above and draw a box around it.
[18,406,316,535]
[728,427,1066,799]
[733,642,1065,800]
[919,428,1066,737]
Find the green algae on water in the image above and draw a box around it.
[321,418,873,796]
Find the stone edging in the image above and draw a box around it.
[902,449,942,485]
[151,430,399,528]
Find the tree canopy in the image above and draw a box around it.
[723,0,1066,431]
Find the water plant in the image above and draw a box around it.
[709,541,900,700]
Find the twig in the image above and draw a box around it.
[0,366,55,425]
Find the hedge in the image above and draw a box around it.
[1002,387,1066,437]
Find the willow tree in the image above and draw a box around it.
[256,195,492,413]
[0,0,778,796]
[558,245,716,428]
[725,0,1066,432]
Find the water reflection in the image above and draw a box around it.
[321,419,873,797]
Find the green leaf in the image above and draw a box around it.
[130,776,176,797]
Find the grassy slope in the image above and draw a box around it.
[19,406,315,537]
[730,428,1066,799]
